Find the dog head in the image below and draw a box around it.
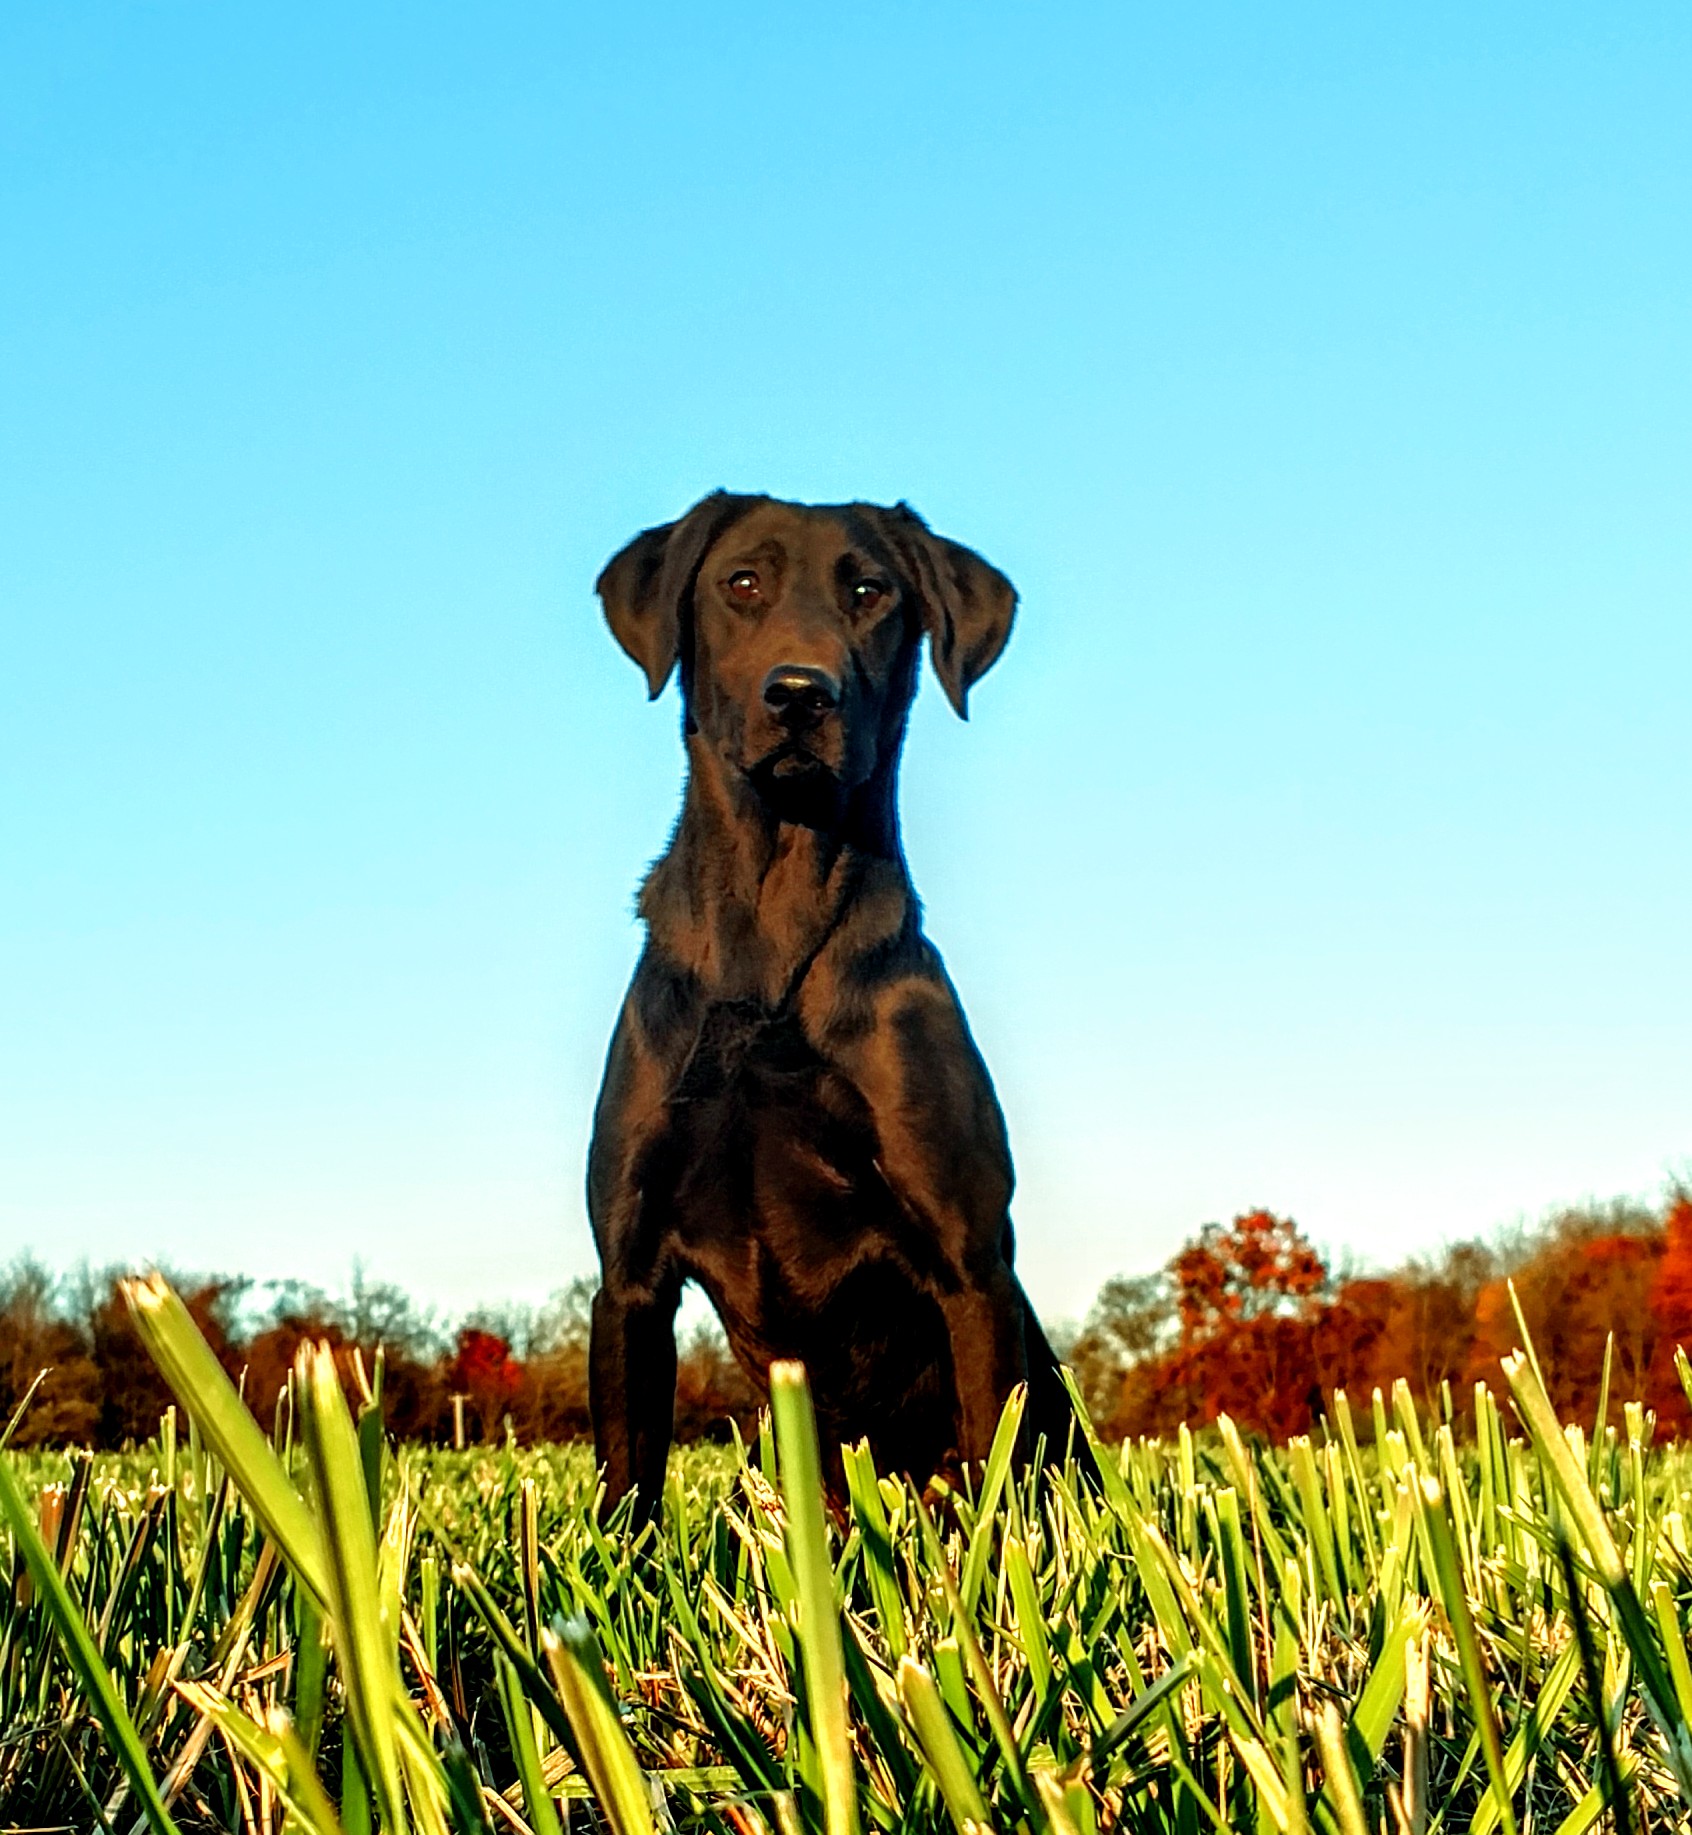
[597,494,1016,812]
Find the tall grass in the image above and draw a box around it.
[4,1272,1692,1832]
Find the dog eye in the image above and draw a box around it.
[851,579,888,610]
[726,569,761,604]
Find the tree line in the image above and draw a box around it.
[0,1264,758,1452]
[3,1186,1688,1450]
[1067,1188,1692,1442]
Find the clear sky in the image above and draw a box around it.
[3,4,1688,1328]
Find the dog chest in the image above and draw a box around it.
[641,1002,918,1273]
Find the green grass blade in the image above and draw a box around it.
[438,1735,496,1835]
[915,1495,1040,1824]
[1348,1601,1416,1768]
[1092,1648,1200,1766]
[0,1369,48,1450]
[1499,1352,1624,1585]
[1287,1438,1342,1608]
[1004,1532,1054,1701]
[1059,1366,1133,1514]
[1557,1536,1635,1835]
[1418,1476,1516,1835]
[1467,1639,1580,1835]
[898,1656,996,1834]
[1652,1578,1692,1729]
[456,1558,584,1764]
[1212,1487,1257,1708]
[540,1616,657,1835]
[842,1441,907,1658]
[1031,1769,1086,1835]
[1311,1700,1367,1835]
[122,1272,330,1609]
[1547,1757,1642,1835]
[959,1384,1024,1613]
[177,1684,345,1835]
[1503,1345,1692,1798]
[769,1360,860,1835]
[0,1451,182,1835]
[297,1340,410,1835]
[496,1652,564,1835]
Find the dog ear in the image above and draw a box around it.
[881,503,1017,719]
[596,492,760,699]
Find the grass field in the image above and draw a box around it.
[4,1277,1692,1834]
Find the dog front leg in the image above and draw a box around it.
[938,1262,1030,1465]
[589,1280,679,1525]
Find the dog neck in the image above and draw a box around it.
[639,737,913,1005]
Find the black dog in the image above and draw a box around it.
[588,493,1079,1517]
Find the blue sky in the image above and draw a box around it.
[2,4,1688,1326]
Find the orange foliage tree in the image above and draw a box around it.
[1082,1191,1691,1445]
[1162,1209,1335,1440]
[1649,1194,1692,1432]
[450,1327,524,1441]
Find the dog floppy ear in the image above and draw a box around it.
[882,503,1017,719]
[596,492,760,699]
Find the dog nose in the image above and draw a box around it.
[762,665,841,720]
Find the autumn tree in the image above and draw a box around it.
[0,1259,100,1448]
[1468,1201,1664,1422]
[84,1271,243,1446]
[448,1327,524,1442]
[1090,1209,1343,1441]
[1361,1241,1494,1418]
[1649,1192,1692,1431]
[1171,1209,1328,1338]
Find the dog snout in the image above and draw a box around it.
[762,664,841,724]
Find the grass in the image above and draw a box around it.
[4,1274,1692,1833]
